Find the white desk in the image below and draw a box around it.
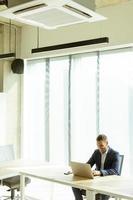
[76,175,133,200]
[1,161,133,200]
[0,160,49,199]
[85,175,133,200]
[0,168,19,180]
[0,159,48,183]
[19,166,133,200]
[0,159,52,200]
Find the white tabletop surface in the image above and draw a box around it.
[1,160,133,200]
[0,159,49,180]
[20,167,133,199]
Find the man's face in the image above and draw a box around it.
[97,140,108,153]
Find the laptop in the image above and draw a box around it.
[69,161,94,179]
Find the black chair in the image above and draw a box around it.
[108,155,124,200]
[2,176,31,200]
[0,144,31,200]
[118,154,124,175]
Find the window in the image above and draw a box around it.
[71,53,97,162]
[99,49,133,176]
[49,56,69,164]
[23,48,133,177]
[22,59,46,160]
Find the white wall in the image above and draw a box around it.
[0,27,4,92]
[0,24,21,158]
[21,1,133,59]
[0,65,21,157]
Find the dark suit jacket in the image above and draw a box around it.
[87,147,120,176]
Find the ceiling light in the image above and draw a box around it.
[0,53,16,60]
[31,37,109,53]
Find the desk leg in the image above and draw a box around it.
[86,190,95,200]
[20,174,25,200]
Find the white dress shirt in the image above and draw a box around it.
[101,147,109,170]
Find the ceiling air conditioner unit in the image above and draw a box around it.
[0,0,106,29]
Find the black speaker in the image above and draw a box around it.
[0,0,8,6]
[11,58,24,74]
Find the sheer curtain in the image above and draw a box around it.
[49,56,69,164]
[22,59,46,160]
[23,54,97,164]
[99,50,133,176]
[22,49,133,177]
[71,53,97,162]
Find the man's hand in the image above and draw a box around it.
[92,170,101,176]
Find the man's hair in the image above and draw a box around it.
[96,134,108,141]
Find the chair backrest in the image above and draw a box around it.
[118,154,124,175]
[0,144,14,163]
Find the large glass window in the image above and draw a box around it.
[49,56,69,164]
[22,59,46,160]
[71,53,97,162]
[99,49,133,176]
[23,48,133,177]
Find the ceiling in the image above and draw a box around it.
[0,0,132,28]
[96,0,131,8]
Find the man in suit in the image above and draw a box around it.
[72,134,120,200]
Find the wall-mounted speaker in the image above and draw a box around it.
[11,58,24,74]
[0,0,8,6]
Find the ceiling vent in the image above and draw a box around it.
[0,0,106,29]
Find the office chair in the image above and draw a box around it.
[2,175,31,200]
[118,154,124,175]
[0,144,30,200]
[109,154,124,200]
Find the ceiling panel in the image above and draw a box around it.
[96,0,130,8]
